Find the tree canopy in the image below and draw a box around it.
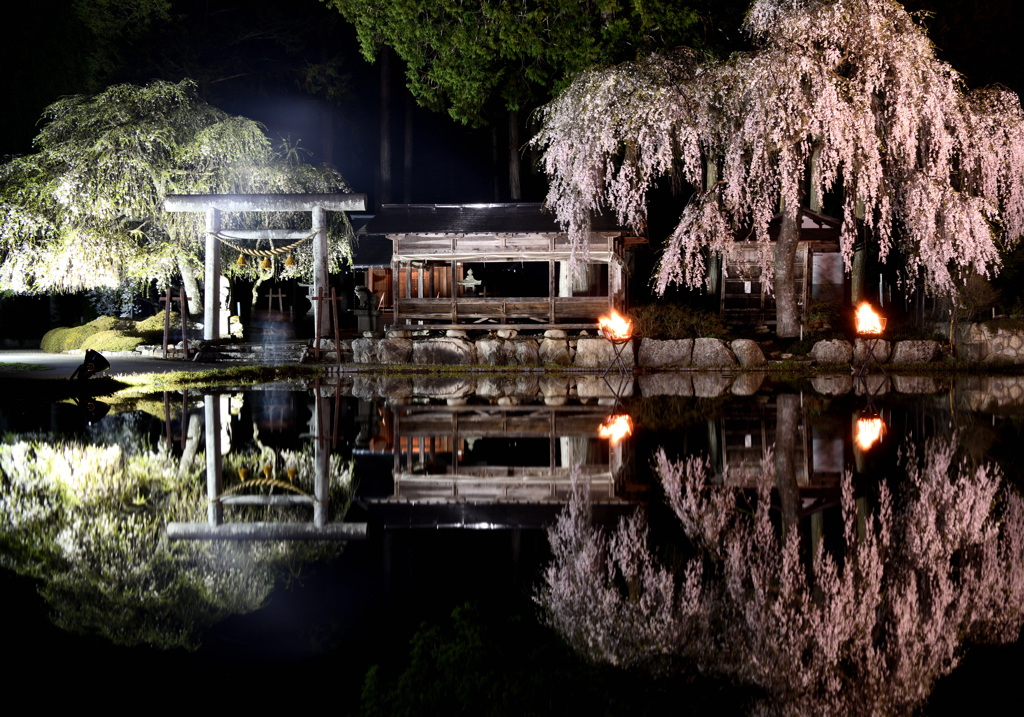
[326,0,728,128]
[533,0,1024,334]
[0,80,353,298]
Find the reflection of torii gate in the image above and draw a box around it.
[163,193,367,339]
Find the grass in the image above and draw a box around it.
[0,362,51,372]
[111,364,325,394]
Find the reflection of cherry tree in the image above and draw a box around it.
[538,437,1024,714]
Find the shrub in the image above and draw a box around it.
[628,304,728,339]
[40,324,102,353]
[81,330,146,352]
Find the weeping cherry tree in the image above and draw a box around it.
[533,0,1024,336]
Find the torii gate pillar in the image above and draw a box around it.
[204,208,221,341]
[313,206,328,341]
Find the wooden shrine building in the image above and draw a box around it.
[721,208,844,328]
[363,203,638,332]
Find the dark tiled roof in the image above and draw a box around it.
[365,203,624,235]
[350,235,393,267]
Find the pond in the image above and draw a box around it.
[1,372,1022,714]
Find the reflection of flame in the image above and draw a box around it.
[856,415,884,450]
[599,309,632,341]
[856,302,885,334]
[599,414,633,444]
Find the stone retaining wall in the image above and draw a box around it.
[936,320,1024,364]
[315,331,951,369]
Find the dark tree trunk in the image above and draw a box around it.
[851,244,866,304]
[177,252,202,317]
[492,126,500,201]
[379,47,392,206]
[775,208,802,338]
[508,108,521,200]
[403,93,413,203]
[775,393,801,537]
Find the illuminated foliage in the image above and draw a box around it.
[0,80,353,296]
[0,432,353,649]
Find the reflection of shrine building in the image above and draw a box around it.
[361,403,635,529]
[713,396,846,516]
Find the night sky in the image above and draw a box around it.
[1,0,1021,209]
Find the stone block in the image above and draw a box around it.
[574,337,635,369]
[512,339,540,366]
[731,339,767,367]
[891,340,941,364]
[377,338,412,365]
[539,337,572,365]
[638,338,693,368]
[352,337,378,364]
[811,339,853,364]
[476,338,514,366]
[853,338,891,364]
[412,337,475,365]
[692,338,737,367]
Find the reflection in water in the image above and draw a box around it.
[0,389,357,648]
[0,437,339,649]
[4,374,1024,710]
[538,434,1024,714]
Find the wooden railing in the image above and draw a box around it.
[393,295,609,329]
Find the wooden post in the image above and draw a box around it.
[391,262,400,328]
[331,287,341,362]
[179,287,189,360]
[204,207,221,341]
[313,288,325,360]
[160,287,173,359]
[451,260,458,325]
[267,288,285,312]
[549,260,555,325]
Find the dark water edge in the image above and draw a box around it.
[4,529,1021,716]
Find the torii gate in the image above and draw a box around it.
[163,193,367,340]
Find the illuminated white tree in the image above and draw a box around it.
[0,80,353,308]
[533,0,1024,336]
[537,437,1024,714]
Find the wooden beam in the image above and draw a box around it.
[215,230,315,240]
[167,522,368,541]
[164,193,367,213]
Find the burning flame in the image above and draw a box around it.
[855,302,885,335]
[599,414,633,445]
[855,415,884,451]
[599,309,632,341]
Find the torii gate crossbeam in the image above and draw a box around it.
[164,193,367,341]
